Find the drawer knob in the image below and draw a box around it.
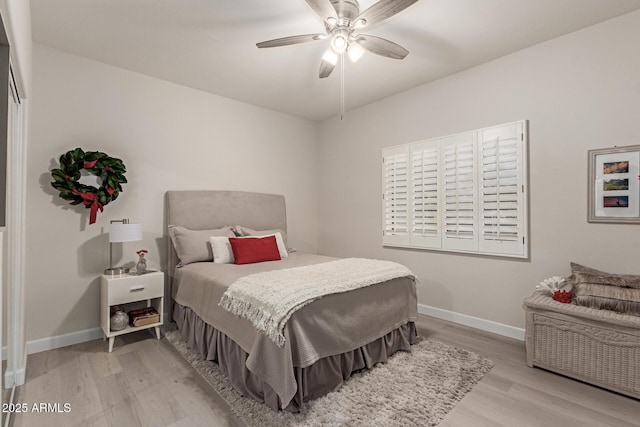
[130,286,145,292]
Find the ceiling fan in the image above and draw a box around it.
[256,0,420,78]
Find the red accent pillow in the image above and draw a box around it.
[229,235,282,265]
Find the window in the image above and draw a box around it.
[382,121,528,258]
[382,146,409,245]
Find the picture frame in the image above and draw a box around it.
[588,144,640,223]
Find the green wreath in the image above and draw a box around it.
[51,148,127,224]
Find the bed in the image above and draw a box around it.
[166,190,418,411]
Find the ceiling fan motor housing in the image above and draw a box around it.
[330,0,360,24]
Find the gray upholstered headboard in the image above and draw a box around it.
[165,190,287,295]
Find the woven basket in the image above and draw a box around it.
[523,292,640,399]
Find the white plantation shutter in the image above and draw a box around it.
[382,120,528,259]
[382,146,410,245]
[441,133,478,251]
[479,123,526,256]
[410,142,440,247]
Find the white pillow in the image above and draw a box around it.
[209,232,288,264]
[209,236,235,264]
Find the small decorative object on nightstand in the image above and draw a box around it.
[136,249,148,273]
[101,270,164,352]
[110,307,129,331]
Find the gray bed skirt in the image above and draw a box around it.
[173,303,417,412]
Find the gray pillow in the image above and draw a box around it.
[574,283,640,316]
[570,262,640,289]
[169,225,235,267]
[233,225,288,245]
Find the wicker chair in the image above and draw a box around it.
[523,292,640,399]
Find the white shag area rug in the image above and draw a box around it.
[165,331,493,427]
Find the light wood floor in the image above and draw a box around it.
[8,316,640,427]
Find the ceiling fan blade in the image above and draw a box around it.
[305,0,338,23]
[357,35,409,59]
[319,59,336,78]
[256,34,326,48]
[354,0,419,29]
[319,48,339,78]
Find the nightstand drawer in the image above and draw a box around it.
[106,274,164,305]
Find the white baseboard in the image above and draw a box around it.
[24,313,171,356]
[14,310,522,361]
[5,367,25,388]
[26,327,104,355]
[4,368,13,387]
[418,303,525,341]
[4,344,28,387]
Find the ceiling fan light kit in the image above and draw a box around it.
[322,48,339,66]
[331,29,349,53]
[347,41,365,62]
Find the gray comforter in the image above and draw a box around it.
[172,252,417,407]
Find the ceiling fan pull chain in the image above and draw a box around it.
[340,53,345,120]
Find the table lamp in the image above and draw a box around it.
[104,218,143,275]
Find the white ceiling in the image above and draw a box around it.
[30,0,640,121]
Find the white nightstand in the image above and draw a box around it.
[100,271,164,352]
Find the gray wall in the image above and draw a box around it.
[26,44,319,341]
[317,10,640,330]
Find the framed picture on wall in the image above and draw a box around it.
[588,145,640,223]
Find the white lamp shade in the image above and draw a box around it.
[322,48,339,66]
[109,223,143,242]
[347,42,365,63]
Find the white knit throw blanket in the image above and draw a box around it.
[219,258,414,347]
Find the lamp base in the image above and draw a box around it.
[104,267,130,276]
